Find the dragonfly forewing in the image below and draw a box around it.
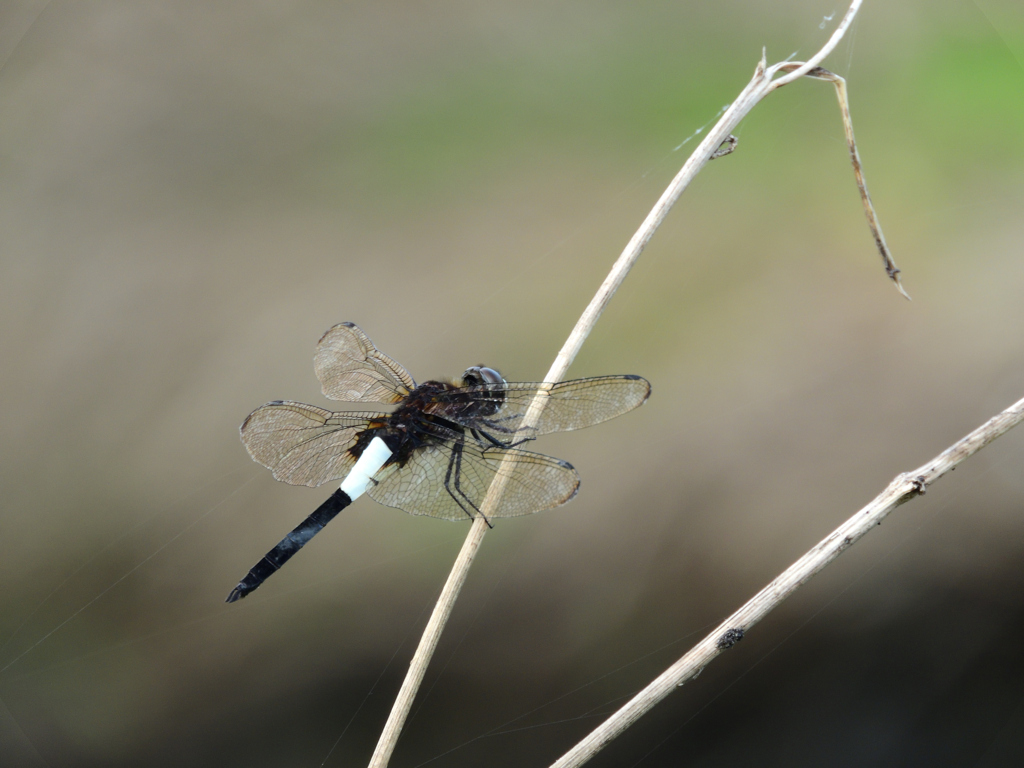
[439,375,651,441]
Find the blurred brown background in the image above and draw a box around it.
[2,1,1023,766]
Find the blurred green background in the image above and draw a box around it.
[2,1,1023,766]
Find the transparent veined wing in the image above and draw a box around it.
[367,442,580,521]
[240,400,388,487]
[314,322,415,404]
[433,375,650,440]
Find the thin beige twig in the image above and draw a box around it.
[768,0,862,90]
[550,394,1024,768]
[368,2,872,765]
[792,65,909,297]
[367,517,490,768]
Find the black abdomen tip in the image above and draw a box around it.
[225,584,250,603]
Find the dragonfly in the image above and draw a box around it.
[226,322,650,602]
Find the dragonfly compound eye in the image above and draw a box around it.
[463,366,506,387]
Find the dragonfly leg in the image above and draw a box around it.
[478,415,520,434]
[480,417,539,440]
[473,428,529,450]
[453,444,492,527]
[443,442,475,521]
[444,442,491,526]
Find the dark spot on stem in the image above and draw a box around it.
[717,628,745,649]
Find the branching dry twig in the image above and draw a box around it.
[368,2,892,764]
[549,394,1024,767]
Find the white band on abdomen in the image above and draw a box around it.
[340,436,392,500]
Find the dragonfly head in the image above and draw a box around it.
[462,366,506,388]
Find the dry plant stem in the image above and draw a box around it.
[767,0,862,90]
[795,66,909,298]
[369,3,870,765]
[367,516,489,768]
[550,394,1024,768]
